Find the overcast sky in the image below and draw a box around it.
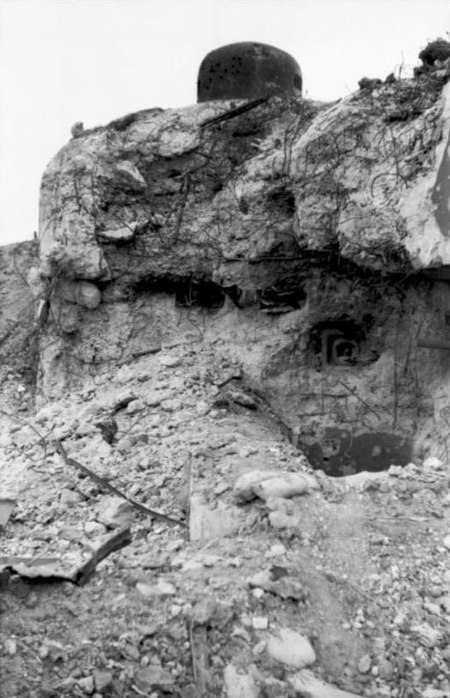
[0,0,449,246]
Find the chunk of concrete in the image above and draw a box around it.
[234,470,314,503]
[99,222,138,243]
[95,496,134,529]
[59,280,102,309]
[267,628,316,668]
[224,664,261,698]
[289,670,362,697]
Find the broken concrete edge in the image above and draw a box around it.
[0,527,131,586]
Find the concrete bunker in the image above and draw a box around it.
[197,42,302,102]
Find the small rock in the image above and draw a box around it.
[78,675,95,694]
[248,569,306,601]
[404,462,418,474]
[231,626,251,643]
[379,659,395,680]
[262,677,290,697]
[59,526,83,541]
[412,623,441,648]
[161,398,181,412]
[266,627,316,668]
[388,465,403,477]
[289,669,362,697]
[159,355,182,368]
[252,588,265,600]
[96,496,134,528]
[167,538,184,553]
[84,520,107,538]
[157,579,176,595]
[268,510,300,530]
[228,391,258,410]
[134,665,175,692]
[140,552,168,569]
[423,456,444,470]
[234,470,313,503]
[438,595,450,612]
[182,559,204,572]
[60,488,82,505]
[443,535,450,550]
[423,601,441,615]
[252,616,269,630]
[71,121,84,137]
[136,582,154,598]
[99,223,138,243]
[266,543,287,557]
[122,643,140,661]
[224,664,261,698]
[373,688,391,698]
[39,645,49,659]
[358,654,371,674]
[192,597,233,627]
[145,392,161,407]
[126,399,146,414]
[195,401,210,416]
[4,638,17,655]
[93,670,113,692]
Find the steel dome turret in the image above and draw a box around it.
[197,42,302,102]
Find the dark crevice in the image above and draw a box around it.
[131,275,226,310]
[266,185,296,216]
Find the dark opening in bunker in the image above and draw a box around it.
[223,283,306,311]
[300,428,412,477]
[131,276,225,310]
[259,284,307,311]
[175,279,225,309]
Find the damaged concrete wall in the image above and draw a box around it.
[0,241,39,406]
[33,65,450,470]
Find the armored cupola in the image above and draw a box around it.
[197,42,302,102]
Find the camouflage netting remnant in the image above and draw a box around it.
[197,42,302,102]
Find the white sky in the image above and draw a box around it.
[0,0,449,245]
